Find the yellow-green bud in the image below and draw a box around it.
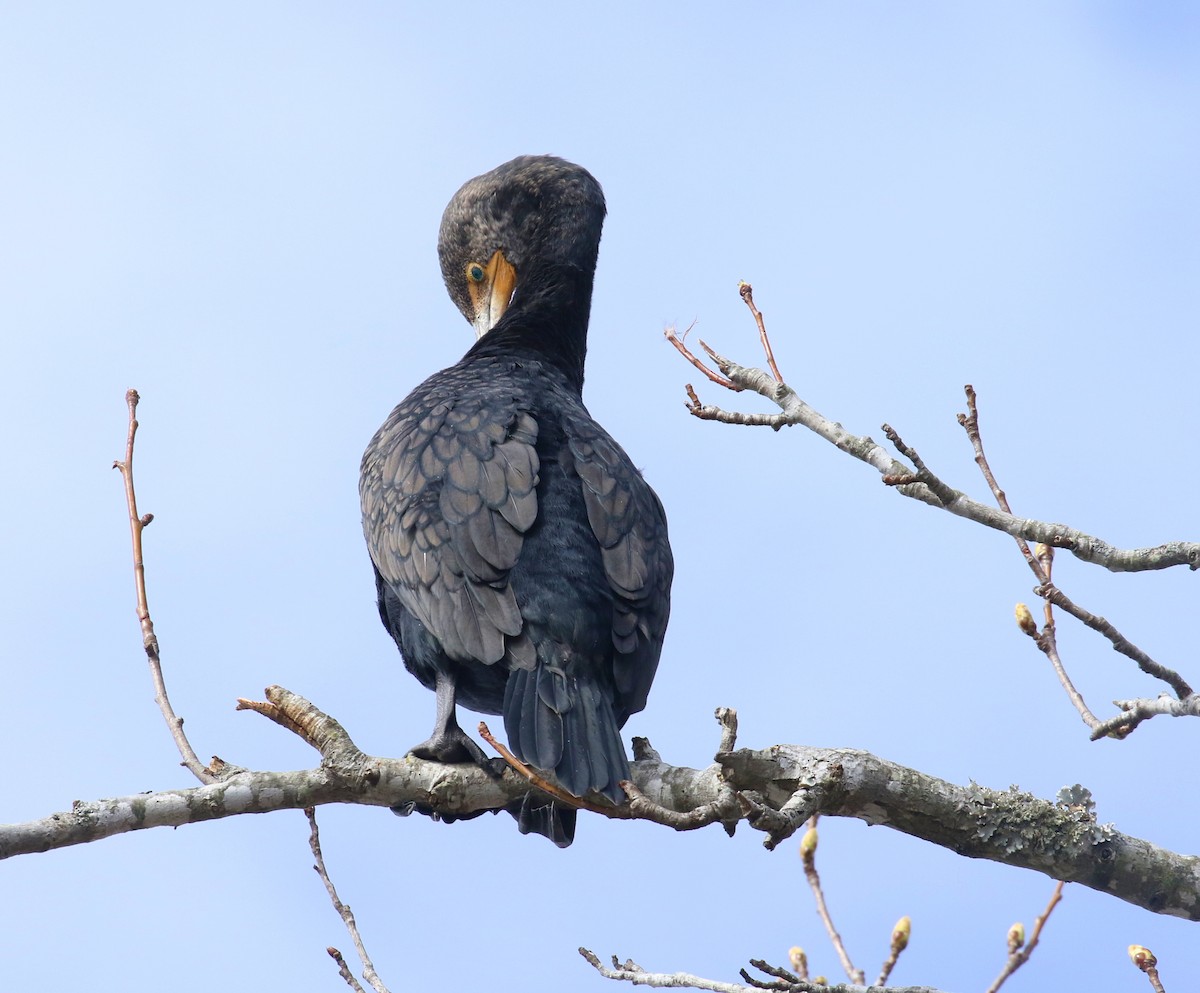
[800,827,818,861]
[1128,945,1157,970]
[891,916,911,951]
[788,947,807,975]
[1015,603,1037,636]
[1007,922,1025,952]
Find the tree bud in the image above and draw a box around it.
[1128,945,1157,970]
[1007,922,1025,952]
[800,827,818,861]
[1015,603,1037,636]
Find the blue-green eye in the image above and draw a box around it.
[467,263,485,283]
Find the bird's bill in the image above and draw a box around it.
[469,250,518,339]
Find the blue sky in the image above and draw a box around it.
[2,3,1198,989]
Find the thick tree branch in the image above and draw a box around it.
[5,694,1196,921]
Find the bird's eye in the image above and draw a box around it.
[467,263,485,283]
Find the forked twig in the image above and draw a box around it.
[581,947,945,993]
[111,389,214,785]
[669,292,1200,574]
[665,322,740,390]
[960,385,1192,732]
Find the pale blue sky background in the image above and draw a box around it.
[2,3,1197,990]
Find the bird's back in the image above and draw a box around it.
[361,346,672,800]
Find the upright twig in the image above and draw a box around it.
[738,282,783,381]
[799,818,864,985]
[984,881,1064,993]
[111,389,214,785]
[306,808,391,993]
[874,917,911,987]
[957,385,1045,578]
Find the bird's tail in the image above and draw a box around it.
[503,663,630,806]
[506,793,576,848]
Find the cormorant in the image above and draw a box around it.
[360,156,673,846]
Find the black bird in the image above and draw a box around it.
[360,156,673,846]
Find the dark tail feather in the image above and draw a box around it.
[506,793,576,848]
[503,666,630,804]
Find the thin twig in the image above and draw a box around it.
[478,721,621,816]
[984,881,1064,993]
[874,917,911,987]
[1037,583,1192,698]
[799,817,864,985]
[664,323,739,389]
[961,384,1191,730]
[738,282,783,381]
[966,385,1102,731]
[111,389,214,785]
[957,385,1046,580]
[306,808,390,993]
[1029,617,1103,732]
[327,948,367,993]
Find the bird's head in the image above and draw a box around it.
[437,155,607,339]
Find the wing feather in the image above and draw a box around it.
[566,417,673,720]
[361,379,540,669]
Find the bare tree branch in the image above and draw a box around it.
[672,290,1196,746]
[4,696,1196,920]
[679,334,1200,575]
[579,947,945,993]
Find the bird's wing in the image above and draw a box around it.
[568,420,673,720]
[361,387,539,668]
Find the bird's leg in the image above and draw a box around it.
[408,671,504,776]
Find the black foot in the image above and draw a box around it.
[408,727,506,778]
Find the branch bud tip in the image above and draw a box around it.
[1128,945,1157,971]
[1015,603,1037,636]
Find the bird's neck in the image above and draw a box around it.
[468,259,593,393]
